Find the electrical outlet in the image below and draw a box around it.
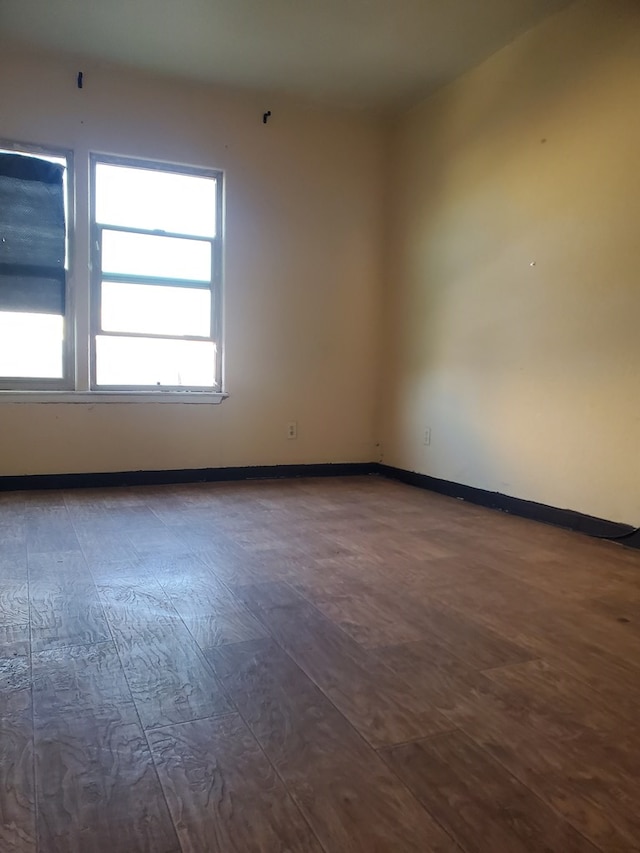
[287,421,298,440]
[423,427,431,446]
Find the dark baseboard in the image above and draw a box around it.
[2,458,637,550]
[0,462,377,492]
[378,464,640,549]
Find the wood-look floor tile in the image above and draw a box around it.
[2,476,640,850]
[97,577,178,625]
[434,672,640,848]
[585,591,640,636]
[0,712,35,853]
[0,527,26,565]
[0,580,29,628]
[126,526,189,555]
[431,565,640,660]
[292,563,533,664]
[181,610,267,649]
[0,625,30,659]
[431,575,640,720]
[484,657,640,735]
[23,492,66,509]
[0,656,32,717]
[258,532,355,562]
[406,657,639,780]
[488,552,640,603]
[174,527,241,553]
[88,558,157,586]
[334,527,455,564]
[207,639,461,853]
[158,570,268,649]
[375,626,640,844]
[63,491,113,518]
[101,506,167,531]
[32,641,137,725]
[542,641,640,725]
[130,551,210,582]
[26,508,79,554]
[373,640,477,710]
[107,612,232,730]
[74,524,138,564]
[148,714,323,853]
[29,573,110,652]
[158,569,248,617]
[236,547,319,584]
[100,488,151,508]
[27,548,88,574]
[523,586,640,663]
[289,572,427,648]
[196,542,284,586]
[35,715,180,853]
[381,731,599,853]
[0,553,27,579]
[395,599,533,669]
[238,581,453,747]
[481,658,640,783]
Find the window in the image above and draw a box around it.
[0,143,71,389]
[91,156,223,391]
[0,143,224,399]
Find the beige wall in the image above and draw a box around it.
[0,44,384,474]
[383,0,640,525]
[3,0,640,529]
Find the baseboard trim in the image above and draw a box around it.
[0,462,377,492]
[2,459,638,550]
[378,463,640,549]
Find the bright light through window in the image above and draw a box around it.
[95,163,216,237]
[0,146,68,384]
[1,146,223,394]
[101,230,211,281]
[92,156,221,390]
[102,282,211,337]
[96,336,216,387]
[0,312,63,378]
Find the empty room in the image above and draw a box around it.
[1,0,639,850]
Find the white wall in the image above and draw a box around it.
[382,0,640,525]
[0,43,385,475]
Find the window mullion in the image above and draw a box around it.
[101,271,213,290]
[97,329,212,343]
[96,222,214,243]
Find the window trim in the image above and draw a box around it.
[0,390,228,404]
[0,144,227,402]
[89,153,224,393]
[0,138,75,392]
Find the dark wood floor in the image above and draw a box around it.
[2,475,640,852]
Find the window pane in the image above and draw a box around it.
[101,230,211,282]
[95,163,216,237]
[102,282,211,337]
[0,311,63,378]
[96,336,215,387]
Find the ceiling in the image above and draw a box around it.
[0,0,574,110]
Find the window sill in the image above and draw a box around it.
[0,391,229,404]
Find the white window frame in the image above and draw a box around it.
[89,153,224,394]
[0,144,227,403]
[0,138,75,392]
